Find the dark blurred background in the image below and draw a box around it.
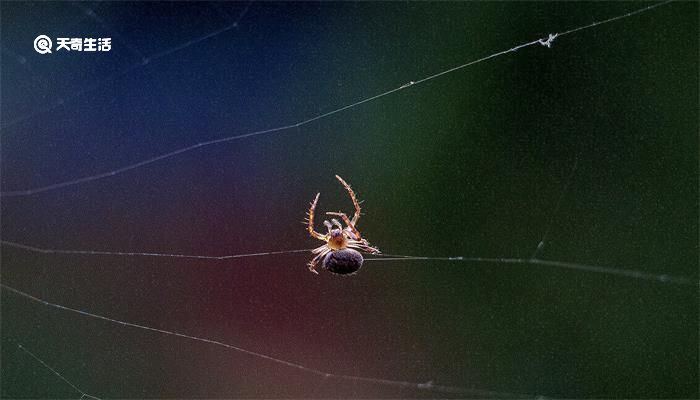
[1,1,697,398]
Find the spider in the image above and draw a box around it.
[305,175,380,275]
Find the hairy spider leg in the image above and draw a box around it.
[347,239,381,255]
[306,193,325,240]
[330,218,343,230]
[308,244,332,274]
[326,211,362,240]
[335,175,362,225]
[323,220,333,234]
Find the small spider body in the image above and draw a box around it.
[305,175,380,274]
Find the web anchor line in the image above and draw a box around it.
[0,240,312,260]
[366,255,696,286]
[2,240,695,286]
[12,340,101,400]
[1,283,529,398]
[0,1,674,197]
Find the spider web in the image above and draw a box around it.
[1,1,698,398]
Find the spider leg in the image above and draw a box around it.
[330,218,343,230]
[323,220,333,234]
[348,239,381,255]
[326,211,362,240]
[308,245,332,274]
[306,193,326,241]
[335,175,362,225]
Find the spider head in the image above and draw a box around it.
[330,229,343,238]
[328,229,347,250]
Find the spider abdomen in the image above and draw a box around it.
[323,248,363,275]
